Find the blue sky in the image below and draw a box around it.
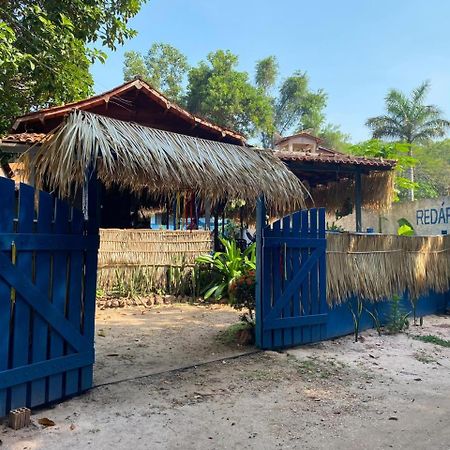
[91,0,450,142]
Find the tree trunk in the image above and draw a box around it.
[407,142,415,202]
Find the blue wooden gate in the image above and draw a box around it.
[0,178,99,417]
[256,207,328,349]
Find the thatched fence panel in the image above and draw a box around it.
[97,229,212,292]
[327,233,450,304]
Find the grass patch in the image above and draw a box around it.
[217,321,254,346]
[287,355,347,380]
[413,350,436,364]
[412,334,450,348]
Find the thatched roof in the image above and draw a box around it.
[22,110,307,213]
[327,233,450,304]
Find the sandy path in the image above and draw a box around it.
[93,304,247,384]
[1,310,450,450]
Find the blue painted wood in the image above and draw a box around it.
[48,199,70,402]
[281,215,292,347]
[291,212,302,345]
[300,210,312,344]
[255,196,265,348]
[309,209,320,343]
[0,234,98,251]
[264,248,323,322]
[271,220,283,348]
[0,351,94,390]
[265,314,328,330]
[258,208,328,350]
[0,181,98,417]
[10,184,35,409]
[0,178,15,417]
[318,209,327,340]
[30,191,52,407]
[65,207,84,396]
[0,252,89,351]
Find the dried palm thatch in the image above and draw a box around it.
[309,171,395,212]
[97,228,212,293]
[327,233,450,305]
[98,228,211,268]
[22,110,307,214]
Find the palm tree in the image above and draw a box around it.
[366,81,450,201]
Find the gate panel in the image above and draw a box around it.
[0,179,99,417]
[257,207,327,350]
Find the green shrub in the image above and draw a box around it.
[195,237,256,300]
[229,271,256,320]
[386,295,410,334]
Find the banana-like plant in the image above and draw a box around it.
[196,237,256,300]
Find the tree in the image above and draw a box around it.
[254,56,329,148]
[347,140,419,201]
[255,56,278,94]
[186,50,273,136]
[123,43,189,103]
[0,1,146,134]
[318,124,351,152]
[366,81,450,201]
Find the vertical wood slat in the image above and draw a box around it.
[318,208,327,340]
[65,208,84,396]
[10,184,35,409]
[30,191,53,407]
[255,197,265,349]
[48,199,70,402]
[0,178,15,416]
[309,209,320,343]
[291,212,302,346]
[271,220,282,348]
[281,215,292,347]
[262,227,273,349]
[300,210,312,344]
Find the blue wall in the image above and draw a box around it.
[326,291,449,340]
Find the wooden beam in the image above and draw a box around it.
[355,170,362,232]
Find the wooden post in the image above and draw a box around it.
[81,164,99,390]
[255,195,266,348]
[213,208,219,251]
[355,171,362,232]
[204,199,211,231]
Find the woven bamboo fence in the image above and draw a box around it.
[97,229,212,292]
[327,233,450,305]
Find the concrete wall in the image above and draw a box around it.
[334,196,450,235]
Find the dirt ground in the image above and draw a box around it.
[1,305,450,450]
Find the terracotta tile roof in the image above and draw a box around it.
[276,146,396,170]
[275,131,324,145]
[2,132,47,144]
[10,78,246,145]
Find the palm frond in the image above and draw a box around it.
[22,110,308,214]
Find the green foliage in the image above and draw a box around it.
[318,123,351,152]
[347,139,421,201]
[255,56,278,94]
[348,297,364,342]
[366,81,450,200]
[186,50,273,136]
[195,237,256,300]
[412,334,450,347]
[397,218,415,236]
[0,0,146,134]
[229,271,256,319]
[123,43,189,103]
[414,139,450,197]
[217,321,254,346]
[386,295,410,334]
